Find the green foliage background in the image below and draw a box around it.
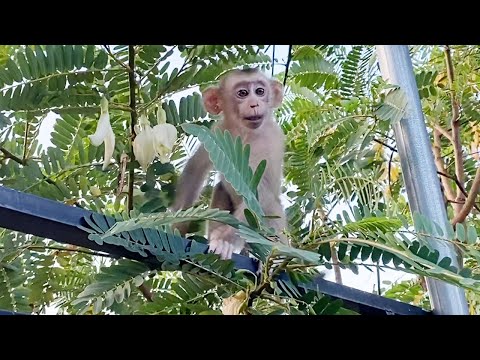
[1,45,480,315]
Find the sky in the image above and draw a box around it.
[36,45,415,302]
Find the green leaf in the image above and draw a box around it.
[64,45,73,70]
[349,245,361,261]
[320,299,343,315]
[35,46,47,76]
[93,297,103,314]
[6,59,23,82]
[375,87,408,125]
[25,46,39,79]
[456,223,466,243]
[16,52,31,79]
[124,282,131,298]
[94,51,108,69]
[438,256,452,270]
[250,159,267,195]
[105,290,115,307]
[337,243,348,261]
[467,224,477,245]
[133,275,144,287]
[344,216,402,234]
[73,45,84,69]
[84,45,95,68]
[182,124,264,217]
[54,45,64,72]
[371,247,382,263]
[244,208,260,229]
[114,285,124,303]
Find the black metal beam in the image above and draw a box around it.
[0,185,431,315]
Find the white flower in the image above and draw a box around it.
[133,114,157,172]
[152,123,177,163]
[151,106,177,164]
[89,97,115,171]
[221,291,247,315]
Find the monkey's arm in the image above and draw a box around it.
[171,145,213,211]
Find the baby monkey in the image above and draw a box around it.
[171,68,288,259]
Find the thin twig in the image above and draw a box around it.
[250,258,291,301]
[283,45,293,88]
[433,129,457,205]
[330,243,343,285]
[436,170,480,212]
[22,119,29,162]
[1,245,113,258]
[0,148,26,165]
[452,167,480,225]
[373,138,397,152]
[127,45,137,212]
[445,45,465,207]
[103,45,131,72]
[434,124,453,142]
[388,150,394,189]
[271,45,276,77]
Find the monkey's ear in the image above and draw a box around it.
[202,87,222,115]
[270,80,284,108]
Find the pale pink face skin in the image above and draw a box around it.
[202,71,283,130]
[221,74,272,129]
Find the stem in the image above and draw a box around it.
[127,45,137,212]
[1,244,112,258]
[433,129,457,206]
[330,243,343,285]
[435,124,453,142]
[0,68,124,93]
[376,264,381,295]
[271,45,276,77]
[0,148,26,165]
[445,45,465,207]
[23,119,29,162]
[436,170,478,210]
[283,45,293,88]
[452,167,480,225]
[250,257,291,301]
[388,150,394,189]
[373,138,397,152]
[103,45,131,72]
[22,162,101,192]
[12,104,132,118]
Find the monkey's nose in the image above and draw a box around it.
[250,104,258,108]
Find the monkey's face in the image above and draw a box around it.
[202,71,284,130]
[231,79,271,129]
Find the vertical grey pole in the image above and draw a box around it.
[375,45,469,315]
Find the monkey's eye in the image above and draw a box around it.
[255,87,265,96]
[237,89,248,98]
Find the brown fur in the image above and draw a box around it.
[171,68,288,259]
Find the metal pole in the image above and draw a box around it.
[376,45,469,315]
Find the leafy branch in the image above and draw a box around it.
[103,45,131,72]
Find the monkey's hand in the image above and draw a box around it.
[171,221,190,237]
[209,225,245,260]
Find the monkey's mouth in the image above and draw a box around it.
[244,115,263,121]
[244,115,263,128]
